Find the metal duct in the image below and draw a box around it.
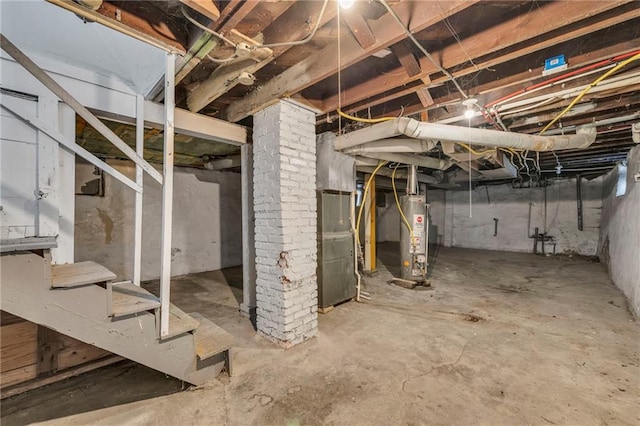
[356,166,437,184]
[356,152,452,170]
[334,117,596,152]
[204,155,241,170]
[343,138,435,154]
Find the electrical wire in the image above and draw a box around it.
[337,108,397,123]
[485,50,640,109]
[392,163,414,243]
[260,0,329,48]
[457,143,495,156]
[185,0,329,62]
[181,6,237,48]
[355,161,388,248]
[379,0,468,100]
[540,52,640,135]
[206,53,239,64]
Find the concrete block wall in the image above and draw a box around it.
[599,146,640,317]
[446,178,602,255]
[253,100,318,347]
[75,160,243,280]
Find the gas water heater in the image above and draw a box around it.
[399,166,428,282]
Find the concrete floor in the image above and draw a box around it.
[2,244,639,425]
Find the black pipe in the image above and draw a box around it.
[493,218,498,237]
[576,174,583,231]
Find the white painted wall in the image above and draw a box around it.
[427,190,446,246]
[0,92,75,263]
[75,160,243,280]
[447,178,602,255]
[377,178,601,257]
[599,146,640,317]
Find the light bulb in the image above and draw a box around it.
[462,97,478,119]
[339,0,355,9]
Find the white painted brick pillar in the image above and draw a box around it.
[252,100,318,347]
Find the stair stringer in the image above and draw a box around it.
[0,252,224,385]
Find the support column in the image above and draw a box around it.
[159,53,176,337]
[363,174,376,272]
[444,190,454,247]
[253,100,318,347]
[240,143,256,318]
[54,103,75,264]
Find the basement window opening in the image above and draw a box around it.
[615,163,627,197]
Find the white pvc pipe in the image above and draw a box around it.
[343,138,435,154]
[356,152,452,170]
[338,117,596,152]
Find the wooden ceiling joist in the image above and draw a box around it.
[341,11,376,49]
[46,0,186,53]
[319,0,636,117]
[187,0,338,112]
[416,87,435,107]
[179,0,220,22]
[172,0,260,89]
[371,35,640,123]
[224,0,481,122]
[391,41,421,78]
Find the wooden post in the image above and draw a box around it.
[160,53,176,337]
[240,144,256,317]
[364,175,376,272]
[133,95,144,286]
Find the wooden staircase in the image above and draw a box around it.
[0,250,233,385]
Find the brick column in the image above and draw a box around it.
[252,100,318,347]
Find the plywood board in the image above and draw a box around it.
[0,321,38,373]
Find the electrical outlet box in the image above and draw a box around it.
[543,54,568,76]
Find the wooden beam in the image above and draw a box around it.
[225,0,480,122]
[171,0,258,88]
[376,40,640,121]
[217,1,259,34]
[175,35,220,86]
[320,1,636,115]
[187,1,337,112]
[179,0,220,22]
[416,87,434,107]
[216,0,244,28]
[187,46,273,112]
[46,0,185,53]
[391,41,421,77]
[342,12,376,49]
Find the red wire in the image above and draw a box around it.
[484,49,640,109]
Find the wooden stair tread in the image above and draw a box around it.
[160,305,199,340]
[52,261,116,288]
[111,282,161,317]
[189,313,234,360]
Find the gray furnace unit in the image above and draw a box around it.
[317,192,357,308]
[316,132,357,309]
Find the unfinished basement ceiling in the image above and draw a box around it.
[47,0,640,182]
